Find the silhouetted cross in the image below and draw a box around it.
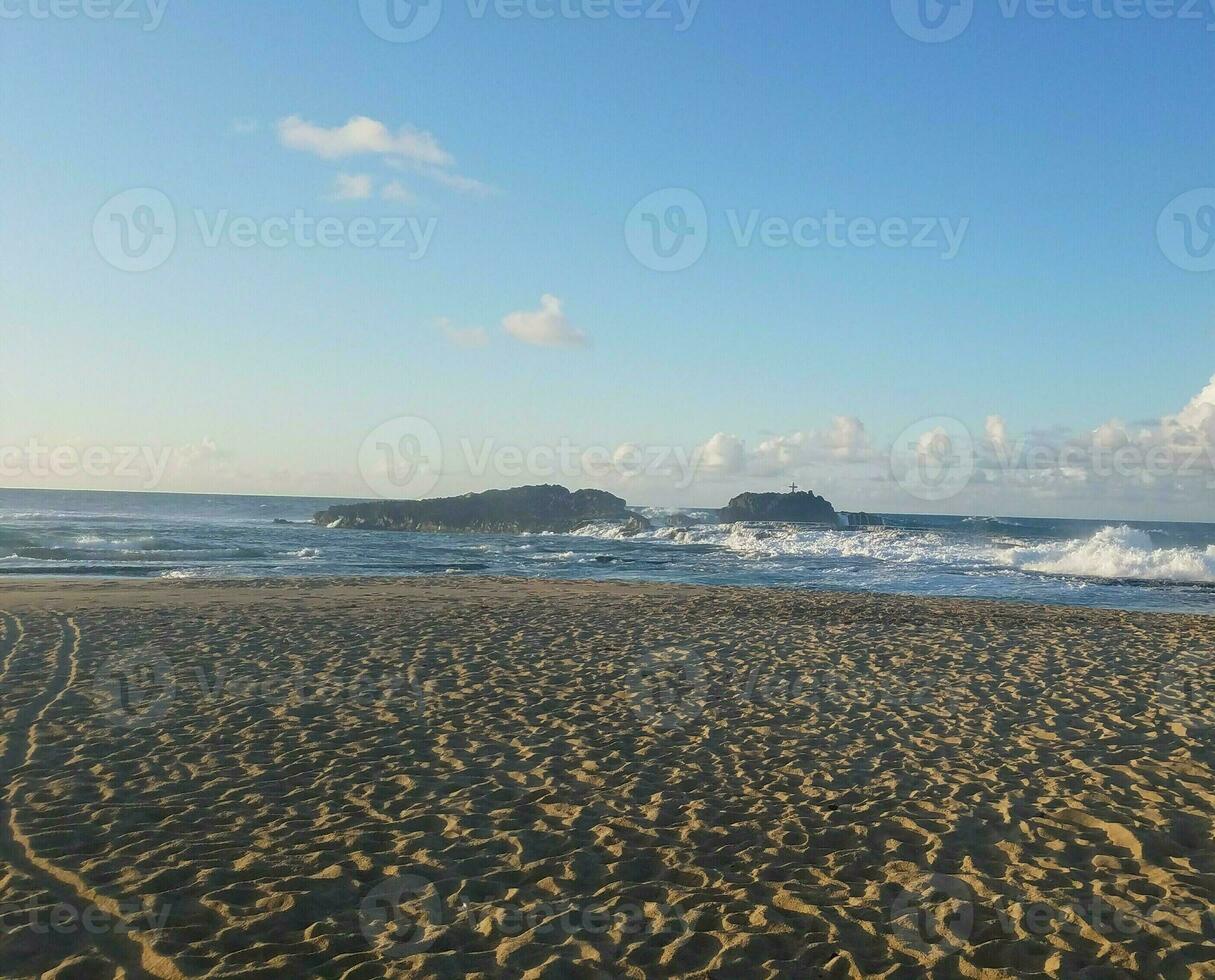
[788,482,798,494]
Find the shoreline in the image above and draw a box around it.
[0,572,1210,620]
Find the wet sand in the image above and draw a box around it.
[1,577,1214,978]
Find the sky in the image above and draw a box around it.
[1,0,1213,519]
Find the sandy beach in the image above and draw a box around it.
[2,577,1214,978]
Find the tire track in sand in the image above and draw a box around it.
[0,614,184,980]
[0,610,24,682]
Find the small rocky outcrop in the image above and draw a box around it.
[844,512,886,528]
[719,491,839,527]
[315,485,650,535]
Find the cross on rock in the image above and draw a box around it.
[788,482,799,494]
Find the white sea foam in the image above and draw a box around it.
[1001,526,1215,583]
[573,520,1215,585]
[292,548,321,560]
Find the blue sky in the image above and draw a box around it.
[2,0,1213,517]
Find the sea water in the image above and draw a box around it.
[0,489,1212,614]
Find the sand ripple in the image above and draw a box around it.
[1,578,1214,977]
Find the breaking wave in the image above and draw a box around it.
[1001,526,1215,584]
[574,520,1215,585]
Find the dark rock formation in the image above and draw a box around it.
[315,485,650,535]
[719,491,839,527]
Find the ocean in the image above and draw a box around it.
[0,488,1212,614]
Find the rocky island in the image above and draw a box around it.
[314,485,651,535]
[718,490,839,526]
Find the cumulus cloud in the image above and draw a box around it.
[332,173,374,200]
[278,115,491,197]
[699,433,748,475]
[502,295,588,349]
[692,419,872,481]
[278,115,452,166]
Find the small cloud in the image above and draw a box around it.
[502,295,589,349]
[332,173,374,201]
[276,114,491,197]
[381,180,419,206]
[438,317,490,349]
[398,161,496,198]
[231,117,260,135]
[277,114,452,167]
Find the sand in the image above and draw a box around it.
[1,577,1214,978]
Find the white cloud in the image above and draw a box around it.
[408,163,495,198]
[985,415,1008,453]
[1171,374,1215,437]
[699,433,747,475]
[381,180,419,205]
[278,115,491,198]
[332,173,374,201]
[277,115,452,166]
[438,317,490,349]
[502,295,588,349]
